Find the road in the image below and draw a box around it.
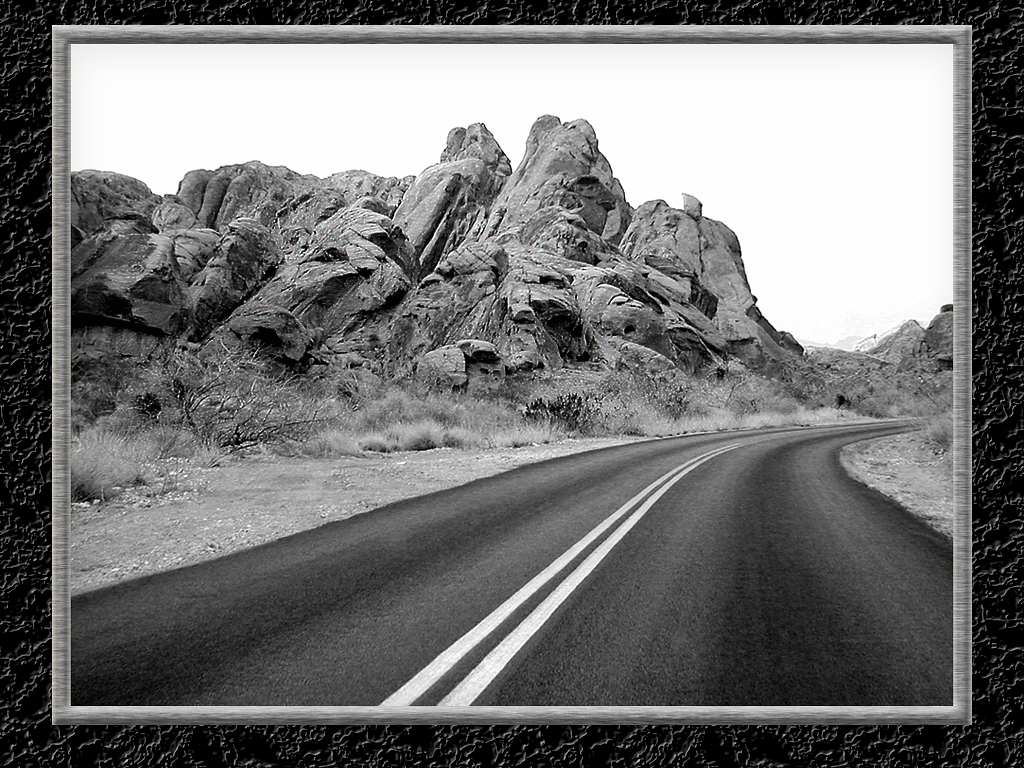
[70,421,953,707]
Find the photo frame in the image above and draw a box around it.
[46,22,977,746]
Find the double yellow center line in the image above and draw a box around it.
[381,441,741,706]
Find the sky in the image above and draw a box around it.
[69,42,956,345]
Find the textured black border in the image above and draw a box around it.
[3,3,1018,766]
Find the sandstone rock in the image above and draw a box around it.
[301,206,411,273]
[189,219,283,340]
[152,196,199,232]
[612,339,682,378]
[923,308,953,370]
[484,116,630,246]
[322,170,415,217]
[777,331,805,357]
[183,162,323,231]
[168,228,221,281]
[416,346,468,389]
[238,206,413,361]
[434,240,509,280]
[69,116,798,383]
[220,303,312,364]
[71,231,189,335]
[176,169,215,215]
[71,171,161,238]
[392,123,511,276]
[864,319,925,366]
[455,338,505,382]
[681,193,702,219]
[621,199,791,362]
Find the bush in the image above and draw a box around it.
[524,392,601,434]
[925,413,954,453]
[71,428,151,501]
[149,343,344,451]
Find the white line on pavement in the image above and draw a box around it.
[438,443,739,706]
[381,441,739,706]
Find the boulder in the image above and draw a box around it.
[416,346,468,389]
[189,219,283,339]
[680,193,703,219]
[71,171,161,238]
[71,231,189,335]
[152,196,199,232]
[455,338,505,381]
[923,307,954,370]
[220,303,312,364]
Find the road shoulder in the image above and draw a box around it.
[840,430,954,539]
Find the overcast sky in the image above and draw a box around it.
[69,42,955,345]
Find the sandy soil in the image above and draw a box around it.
[841,431,954,539]
[67,437,640,595]
[67,427,954,596]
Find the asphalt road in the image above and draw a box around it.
[70,421,953,707]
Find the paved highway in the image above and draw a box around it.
[70,421,952,707]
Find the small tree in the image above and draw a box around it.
[156,341,339,451]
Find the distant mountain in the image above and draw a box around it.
[797,334,867,351]
[851,307,954,371]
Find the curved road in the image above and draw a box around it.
[70,421,952,707]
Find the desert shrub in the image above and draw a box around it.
[488,424,558,448]
[387,421,445,452]
[142,425,199,459]
[71,428,151,501]
[441,427,486,450]
[293,431,364,458]
[70,351,137,433]
[359,433,395,453]
[524,392,601,434]
[147,343,344,451]
[924,413,954,453]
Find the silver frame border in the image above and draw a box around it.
[51,24,973,726]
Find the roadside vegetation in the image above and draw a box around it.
[69,339,949,502]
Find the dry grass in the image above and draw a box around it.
[924,413,953,453]
[71,428,152,502]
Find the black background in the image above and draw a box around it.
[4,3,1019,766]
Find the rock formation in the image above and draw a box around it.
[858,306,954,372]
[70,116,806,380]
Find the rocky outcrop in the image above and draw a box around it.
[862,320,926,366]
[189,219,283,340]
[71,230,189,336]
[392,123,511,277]
[619,198,791,364]
[859,306,954,372]
[923,305,954,370]
[485,116,631,246]
[71,171,161,246]
[70,115,806,381]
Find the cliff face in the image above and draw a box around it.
[69,116,802,380]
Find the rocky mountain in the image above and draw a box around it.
[855,305,954,372]
[70,116,805,387]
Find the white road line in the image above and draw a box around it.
[380,441,739,706]
[438,443,739,706]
